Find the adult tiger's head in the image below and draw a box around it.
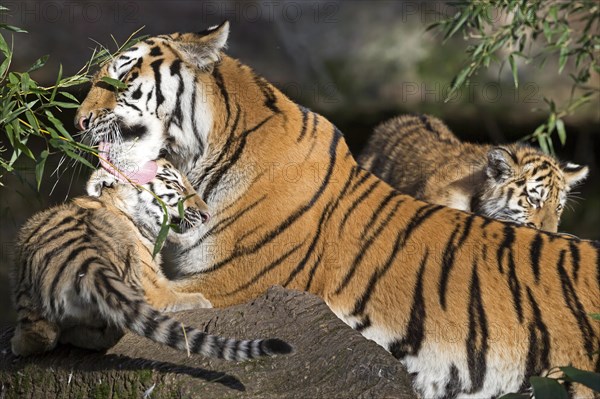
[476,145,588,232]
[75,22,232,185]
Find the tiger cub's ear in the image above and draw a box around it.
[171,21,230,69]
[562,162,589,189]
[486,147,517,181]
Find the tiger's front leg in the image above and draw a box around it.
[141,270,212,312]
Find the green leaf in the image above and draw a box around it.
[24,109,40,133]
[35,150,48,190]
[27,55,49,72]
[589,313,600,321]
[560,367,600,392]
[8,72,19,85]
[63,149,95,169]
[556,119,566,146]
[509,53,519,88]
[50,101,80,109]
[0,56,11,77]
[558,46,569,74]
[153,217,170,258]
[59,91,79,103]
[498,394,529,399]
[45,110,73,140]
[0,33,8,56]
[547,113,556,134]
[14,139,35,160]
[444,11,470,41]
[447,67,470,102]
[49,64,62,103]
[178,200,185,219]
[100,76,128,90]
[530,376,568,399]
[0,24,27,33]
[20,72,30,92]
[537,134,549,154]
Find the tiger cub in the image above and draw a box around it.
[11,159,292,360]
[359,114,589,232]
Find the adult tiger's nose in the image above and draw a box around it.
[200,211,211,224]
[75,113,93,131]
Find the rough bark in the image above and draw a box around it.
[0,286,416,399]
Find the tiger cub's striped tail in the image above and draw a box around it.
[86,265,293,361]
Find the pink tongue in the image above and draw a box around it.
[98,142,158,185]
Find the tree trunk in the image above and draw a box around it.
[0,286,416,398]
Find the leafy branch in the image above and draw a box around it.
[0,6,144,187]
[430,0,600,154]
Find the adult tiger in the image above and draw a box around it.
[76,22,599,398]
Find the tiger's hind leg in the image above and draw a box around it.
[59,324,124,351]
[11,317,60,356]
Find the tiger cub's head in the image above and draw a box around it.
[477,145,588,232]
[88,158,210,237]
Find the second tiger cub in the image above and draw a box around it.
[359,114,588,232]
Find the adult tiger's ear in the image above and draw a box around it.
[486,147,517,182]
[562,162,589,189]
[171,21,230,69]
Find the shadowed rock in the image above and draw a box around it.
[0,286,417,398]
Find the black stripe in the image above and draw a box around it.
[338,180,381,233]
[212,65,231,123]
[355,316,371,332]
[169,61,185,128]
[529,233,543,283]
[142,309,162,338]
[444,365,462,399]
[419,114,435,133]
[438,224,462,309]
[191,331,206,353]
[569,241,580,282]
[466,258,488,392]
[253,75,280,114]
[189,75,205,155]
[388,251,428,359]
[310,112,319,138]
[296,105,310,142]
[360,191,396,239]
[348,170,371,195]
[496,224,516,274]
[507,243,524,323]
[149,59,165,107]
[398,204,445,247]
[521,287,550,388]
[167,320,183,348]
[556,250,595,359]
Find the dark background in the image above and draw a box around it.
[1,1,599,326]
